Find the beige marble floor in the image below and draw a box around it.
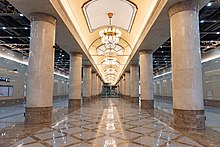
[5,98,206,147]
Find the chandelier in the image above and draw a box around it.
[99,12,122,45]
[101,57,120,67]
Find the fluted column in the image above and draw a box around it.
[91,72,97,98]
[130,65,139,102]
[125,72,130,98]
[25,13,56,124]
[140,50,154,109]
[169,0,205,130]
[83,65,92,102]
[69,52,82,108]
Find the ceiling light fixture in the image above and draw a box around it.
[101,57,120,66]
[99,12,122,45]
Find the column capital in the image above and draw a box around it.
[169,0,199,18]
[30,12,56,26]
[139,49,154,54]
[70,52,82,57]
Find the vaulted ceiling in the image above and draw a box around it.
[51,0,160,84]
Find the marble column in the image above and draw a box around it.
[169,0,205,130]
[83,65,92,102]
[100,80,103,95]
[91,72,97,99]
[121,75,125,96]
[119,80,121,95]
[97,75,100,96]
[140,50,154,109]
[125,72,130,99]
[130,65,139,102]
[25,13,56,124]
[69,52,82,109]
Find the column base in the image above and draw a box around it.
[130,97,139,103]
[25,106,52,124]
[141,100,154,109]
[83,96,92,102]
[124,95,130,101]
[91,95,97,100]
[173,109,205,130]
[68,99,81,112]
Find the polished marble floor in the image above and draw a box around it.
[0,98,68,129]
[1,98,207,147]
[154,98,220,132]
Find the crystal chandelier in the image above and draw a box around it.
[99,12,122,45]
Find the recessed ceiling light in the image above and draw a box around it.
[207,3,212,7]
[24,27,28,30]
[217,32,220,34]
[2,27,6,29]
[200,20,204,23]
[19,14,24,17]
[9,37,13,39]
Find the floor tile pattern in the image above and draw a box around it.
[9,99,203,147]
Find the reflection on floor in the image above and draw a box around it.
[0,98,68,129]
[1,98,207,147]
[155,98,220,132]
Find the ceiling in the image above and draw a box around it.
[2,0,218,85]
[82,0,137,32]
[54,0,163,85]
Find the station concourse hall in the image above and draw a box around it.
[0,0,220,146]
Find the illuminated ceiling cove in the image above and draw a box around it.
[55,0,160,85]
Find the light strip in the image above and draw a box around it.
[154,51,220,79]
[54,72,69,79]
[0,54,69,79]
[201,53,220,63]
[0,53,28,65]
[153,71,172,79]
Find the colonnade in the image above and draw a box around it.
[25,0,205,130]
[117,0,205,130]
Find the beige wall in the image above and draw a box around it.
[154,57,220,101]
[0,57,69,100]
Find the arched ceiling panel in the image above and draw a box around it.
[82,0,137,32]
